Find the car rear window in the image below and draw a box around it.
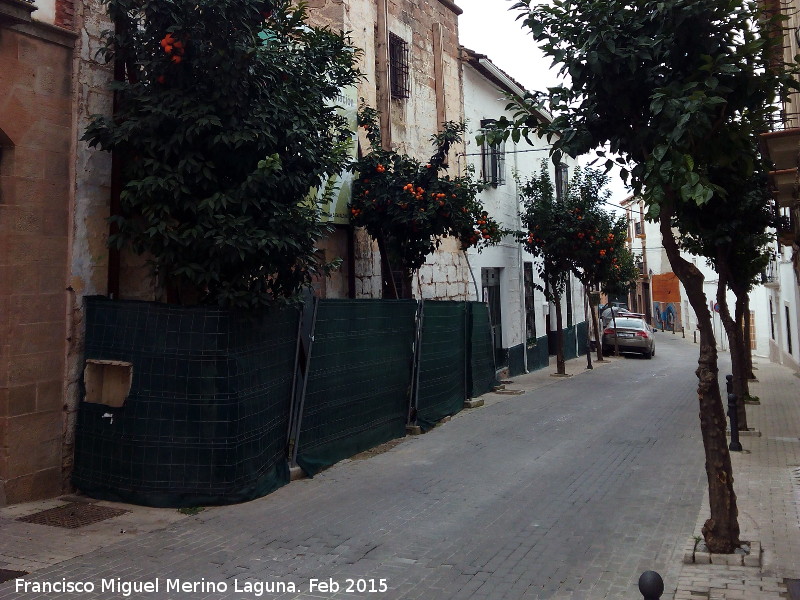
[612,318,646,329]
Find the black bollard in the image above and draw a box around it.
[638,570,664,599]
[727,375,743,452]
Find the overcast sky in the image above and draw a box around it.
[454,0,632,206]
[455,0,561,93]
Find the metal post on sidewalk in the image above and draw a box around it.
[638,571,663,599]
[726,374,743,452]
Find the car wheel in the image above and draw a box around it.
[644,349,652,359]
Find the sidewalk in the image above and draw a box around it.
[671,357,800,600]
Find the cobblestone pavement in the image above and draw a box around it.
[1,333,796,600]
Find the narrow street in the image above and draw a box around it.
[1,334,722,599]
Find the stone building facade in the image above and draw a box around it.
[0,0,77,503]
[307,0,471,300]
[0,0,472,505]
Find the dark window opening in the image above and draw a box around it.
[524,263,537,343]
[480,119,505,187]
[634,221,643,236]
[786,305,793,355]
[389,33,410,100]
[770,298,775,339]
[566,275,573,327]
[555,162,569,200]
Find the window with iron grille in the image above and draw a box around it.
[480,119,506,187]
[555,163,569,200]
[634,220,643,236]
[389,33,410,99]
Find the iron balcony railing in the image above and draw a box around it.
[761,255,779,285]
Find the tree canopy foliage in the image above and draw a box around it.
[502,0,798,553]
[519,163,634,370]
[349,107,507,294]
[84,0,360,306]
[520,164,635,297]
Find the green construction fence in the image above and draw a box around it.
[415,301,467,431]
[73,297,502,504]
[72,297,296,507]
[468,302,498,398]
[295,300,418,476]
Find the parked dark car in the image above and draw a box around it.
[602,316,656,359]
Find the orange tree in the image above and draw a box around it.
[83,0,360,306]
[350,107,507,298]
[564,168,637,360]
[519,161,576,375]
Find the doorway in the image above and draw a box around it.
[481,268,505,366]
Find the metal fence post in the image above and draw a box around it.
[286,295,319,467]
[726,374,743,452]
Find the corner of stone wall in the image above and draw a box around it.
[62,0,113,493]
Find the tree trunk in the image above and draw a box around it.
[733,288,752,405]
[716,277,749,431]
[661,204,740,554]
[583,290,593,369]
[591,293,604,362]
[554,289,565,375]
[377,237,400,299]
[743,294,756,380]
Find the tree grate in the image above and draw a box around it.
[16,503,129,529]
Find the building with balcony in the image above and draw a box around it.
[757,0,800,370]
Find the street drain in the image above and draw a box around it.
[0,570,28,584]
[17,502,129,529]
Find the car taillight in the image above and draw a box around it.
[636,331,649,338]
[603,328,614,334]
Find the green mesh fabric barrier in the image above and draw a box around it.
[507,343,525,377]
[73,297,296,507]
[576,321,589,356]
[468,302,497,400]
[295,299,417,476]
[527,336,550,371]
[563,325,578,360]
[415,301,468,431]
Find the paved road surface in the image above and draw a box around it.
[1,333,723,600]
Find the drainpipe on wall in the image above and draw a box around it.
[515,139,528,373]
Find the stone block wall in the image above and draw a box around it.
[308,0,467,300]
[0,18,77,504]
